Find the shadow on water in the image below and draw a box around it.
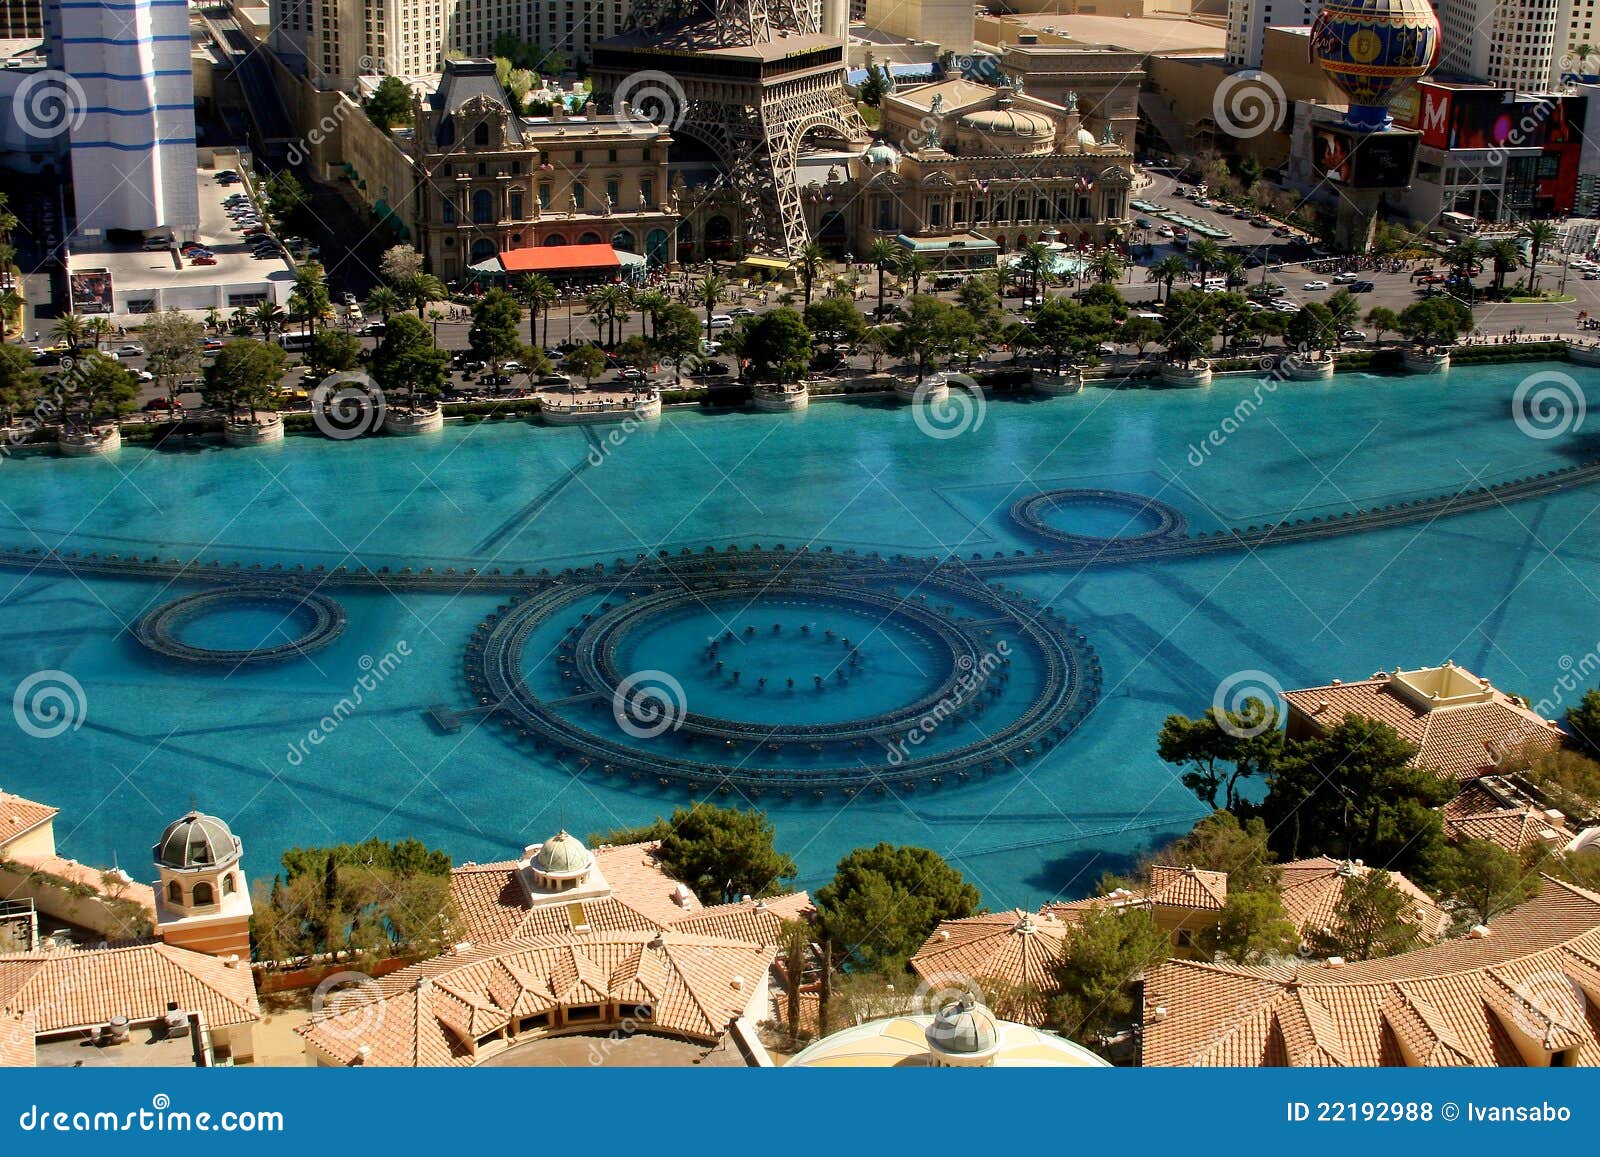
[1020,826,1183,902]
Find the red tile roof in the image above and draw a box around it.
[1143,878,1600,1067]
[0,1009,34,1067]
[1441,780,1576,853]
[1283,670,1565,783]
[1278,857,1451,942]
[0,791,57,848]
[910,910,1069,1023]
[0,942,259,1035]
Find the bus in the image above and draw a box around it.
[278,331,313,352]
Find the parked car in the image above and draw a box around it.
[342,292,358,305]
[191,255,217,266]
[202,338,225,352]
[1302,280,1330,290]
[117,343,144,356]
[1340,329,1367,343]
[134,369,155,383]
[702,314,734,330]
[358,321,386,336]
[691,360,731,378]
[1134,217,1153,229]
[536,373,570,386]
[618,368,646,382]
[1272,226,1292,237]
[726,306,756,317]
[481,373,511,388]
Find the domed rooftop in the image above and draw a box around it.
[863,139,899,167]
[958,107,1054,137]
[533,830,593,877]
[153,811,240,870]
[1076,126,1098,150]
[925,995,1001,1057]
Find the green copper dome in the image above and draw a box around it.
[533,830,593,877]
[926,996,1000,1056]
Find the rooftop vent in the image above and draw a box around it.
[1324,956,1345,968]
[731,975,745,990]
[1147,1005,1169,1022]
[1468,924,1492,938]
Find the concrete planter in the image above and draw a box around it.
[1033,370,1084,397]
[1159,362,1212,388]
[223,412,285,446]
[752,384,809,412]
[383,404,444,436]
[57,425,121,456]
[894,375,949,403]
[541,393,662,426]
[1283,356,1335,381]
[1403,350,1451,374]
[1567,343,1600,366]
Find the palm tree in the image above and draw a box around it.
[1218,253,1247,289]
[1020,242,1052,300]
[633,288,669,341]
[1091,248,1125,285]
[796,241,826,307]
[516,273,558,350]
[1148,254,1189,302]
[1487,237,1524,295]
[1189,238,1223,286]
[1444,236,1484,304]
[290,263,330,335]
[366,285,402,322]
[404,273,447,319]
[696,273,726,337]
[586,284,631,349]
[251,302,287,342]
[901,252,932,296]
[50,314,87,354]
[0,289,21,341]
[868,238,899,318]
[203,308,223,334]
[1519,220,1560,294]
[85,317,113,350]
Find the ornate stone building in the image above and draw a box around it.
[412,59,679,283]
[797,76,1138,269]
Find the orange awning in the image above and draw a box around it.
[498,244,621,273]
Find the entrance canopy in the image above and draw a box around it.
[470,244,646,284]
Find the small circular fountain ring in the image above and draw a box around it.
[1010,488,1188,548]
[133,585,347,665]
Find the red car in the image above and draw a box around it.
[1417,273,1446,284]
[191,255,217,266]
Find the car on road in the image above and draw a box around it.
[1333,272,1358,283]
[1272,226,1292,237]
[117,343,143,356]
[1271,300,1301,313]
[1156,225,1174,237]
[726,306,756,318]
[536,373,570,386]
[191,255,217,266]
[202,338,225,352]
[691,360,731,378]
[1584,271,1600,280]
[135,369,155,383]
[1302,280,1329,290]
[1195,198,1214,208]
[481,373,511,388]
[1348,280,1375,292]
[702,314,734,330]
[618,368,647,382]
[358,321,386,336]
[1250,216,1271,227]
[1340,329,1367,343]
[700,340,722,355]
[1135,217,1153,229]
[1416,273,1446,284]
[343,292,358,305]
[504,360,526,373]
[142,397,175,412]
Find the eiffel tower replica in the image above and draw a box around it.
[590,0,868,259]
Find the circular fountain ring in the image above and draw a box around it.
[133,585,347,665]
[1010,488,1188,548]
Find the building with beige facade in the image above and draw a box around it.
[410,59,676,281]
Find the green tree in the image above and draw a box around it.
[857,63,887,107]
[0,343,38,425]
[777,917,814,1041]
[398,273,448,319]
[364,74,415,131]
[1364,305,1400,343]
[956,276,1004,333]
[868,238,899,319]
[1397,297,1472,353]
[289,262,332,336]
[365,285,403,323]
[1516,747,1600,817]
[1188,237,1223,284]
[1487,236,1524,294]
[1160,288,1218,367]
[695,272,726,337]
[1148,254,1190,302]
[1435,838,1540,925]
[1047,906,1170,1045]
[1200,889,1300,963]
[61,351,138,430]
[1166,811,1282,895]
[139,309,203,413]
[1259,716,1453,870]
[740,308,811,383]
[1520,219,1560,293]
[515,272,559,350]
[1564,687,1600,756]
[1090,248,1125,285]
[1118,314,1164,356]
[203,339,286,421]
[611,803,796,904]
[890,295,974,381]
[264,171,308,227]
[653,302,703,384]
[815,843,980,973]
[561,343,607,394]
[1305,869,1422,961]
[468,287,525,375]
[803,297,867,348]
[1026,297,1113,372]
[371,312,449,408]
[1285,300,1337,356]
[1158,702,1283,812]
[795,241,826,307]
[307,329,363,377]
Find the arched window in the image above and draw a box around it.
[472,190,493,225]
[612,230,636,252]
[543,233,568,246]
[473,121,490,146]
[222,873,236,896]
[646,229,670,265]
[167,881,181,904]
[193,881,215,906]
[577,231,602,245]
[470,238,498,263]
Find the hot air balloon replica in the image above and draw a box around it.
[1307,0,1442,248]
[1310,0,1441,132]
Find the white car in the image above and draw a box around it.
[702,314,734,330]
[1332,272,1358,283]
[701,340,722,355]
[726,306,756,317]
[1156,225,1175,237]
[343,292,358,305]
[1302,280,1330,290]
[117,343,144,356]
[135,369,155,383]
[1272,300,1301,313]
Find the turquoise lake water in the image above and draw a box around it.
[2,360,1598,908]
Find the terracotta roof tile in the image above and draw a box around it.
[0,942,259,1034]
[0,1008,34,1067]
[910,910,1068,1023]
[1144,878,1600,1067]
[1284,672,1565,783]
[1148,866,1229,911]
[1279,857,1451,942]
[0,791,57,848]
